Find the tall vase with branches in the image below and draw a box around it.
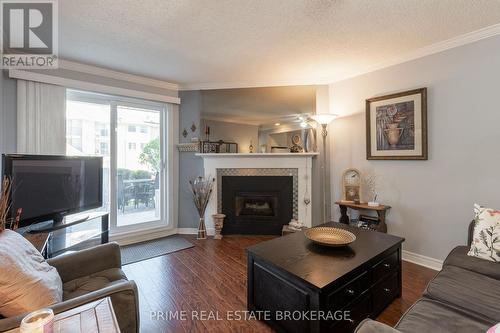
[0,177,12,232]
[189,176,215,239]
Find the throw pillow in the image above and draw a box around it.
[0,229,62,317]
[468,204,500,262]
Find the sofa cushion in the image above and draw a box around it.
[468,204,500,262]
[63,268,128,300]
[395,298,493,333]
[0,230,62,317]
[424,265,500,322]
[444,246,500,280]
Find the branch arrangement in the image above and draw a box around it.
[0,177,12,231]
[189,176,215,218]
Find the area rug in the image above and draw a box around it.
[121,235,194,265]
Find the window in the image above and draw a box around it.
[100,142,109,155]
[66,89,173,235]
[66,119,83,151]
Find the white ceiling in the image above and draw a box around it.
[59,1,500,89]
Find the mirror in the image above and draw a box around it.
[199,85,318,153]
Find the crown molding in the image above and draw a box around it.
[10,69,181,104]
[179,23,500,91]
[59,59,179,91]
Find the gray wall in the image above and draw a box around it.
[329,35,500,261]
[178,90,204,228]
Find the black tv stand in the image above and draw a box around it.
[29,214,91,234]
[20,211,109,258]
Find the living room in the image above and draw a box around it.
[0,1,499,333]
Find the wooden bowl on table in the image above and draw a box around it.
[304,227,356,247]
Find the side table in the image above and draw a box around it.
[6,297,120,333]
[335,201,391,233]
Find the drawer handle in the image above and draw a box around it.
[383,288,391,293]
[383,263,391,268]
[346,289,355,295]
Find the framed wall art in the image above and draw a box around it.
[366,88,427,160]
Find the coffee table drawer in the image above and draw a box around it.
[327,271,370,311]
[329,294,371,333]
[373,272,399,315]
[373,250,398,281]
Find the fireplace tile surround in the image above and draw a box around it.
[217,168,299,220]
[196,153,317,234]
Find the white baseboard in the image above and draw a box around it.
[402,250,443,271]
[177,227,215,236]
[111,227,177,246]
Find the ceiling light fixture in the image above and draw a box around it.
[275,123,281,126]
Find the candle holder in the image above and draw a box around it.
[20,308,54,333]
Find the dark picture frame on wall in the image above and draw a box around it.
[366,88,427,160]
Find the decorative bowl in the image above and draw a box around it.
[304,227,356,247]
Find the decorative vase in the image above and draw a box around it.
[197,217,207,240]
[212,214,226,239]
[305,128,317,152]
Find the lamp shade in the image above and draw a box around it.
[311,113,338,125]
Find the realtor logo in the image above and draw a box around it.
[1,0,58,68]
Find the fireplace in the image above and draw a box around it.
[222,176,293,235]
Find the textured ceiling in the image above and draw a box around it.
[59,1,500,88]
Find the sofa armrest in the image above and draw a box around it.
[0,280,139,333]
[355,319,402,333]
[47,242,122,282]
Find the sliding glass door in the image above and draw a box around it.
[115,105,162,228]
[66,90,170,235]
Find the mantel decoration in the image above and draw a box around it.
[366,88,427,160]
[189,176,215,239]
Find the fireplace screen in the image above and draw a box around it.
[235,193,278,217]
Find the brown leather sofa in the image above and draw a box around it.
[355,222,499,332]
[0,243,139,333]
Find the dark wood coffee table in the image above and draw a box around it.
[247,222,404,333]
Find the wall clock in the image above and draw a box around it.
[342,168,362,202]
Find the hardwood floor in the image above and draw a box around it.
[122,235,437,333]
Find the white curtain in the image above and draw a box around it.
[17,80,66,154]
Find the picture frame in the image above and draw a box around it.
[366,88,427,160]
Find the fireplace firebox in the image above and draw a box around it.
[221,176,293,235]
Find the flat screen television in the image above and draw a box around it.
[2,154,103,228]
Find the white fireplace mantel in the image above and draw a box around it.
[196,153,319,158]
[198,153,317,232]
